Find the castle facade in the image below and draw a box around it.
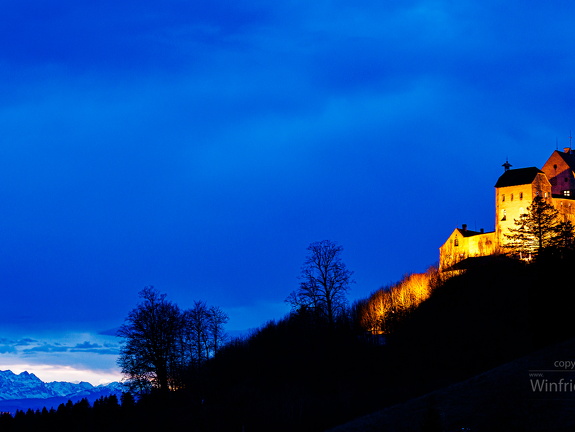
[439,148,575,270]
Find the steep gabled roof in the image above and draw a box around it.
[556,150,575,170]
[494,167,543,188]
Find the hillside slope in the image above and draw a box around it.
[327,254,575,431]
[327,336,575,432]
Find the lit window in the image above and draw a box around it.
[564,190,571,197]
[501,210,507,221]
[454,238,459,247]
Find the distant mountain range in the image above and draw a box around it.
[0,370,126,414]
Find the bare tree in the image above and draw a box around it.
[208,305,229,355]
[181,301,229,369]
[287,240,354,326]
[182,301,211,367]
[357,270,436,335]
[117,287,184,393]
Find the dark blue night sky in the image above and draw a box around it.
[0,1,574,383]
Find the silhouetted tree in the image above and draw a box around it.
[117,287,184,393]
[208,305,229,354]
[554,220,575,250]
[181,301,229,371]
[118,287,229,394]
[181,301,210,368]
[287,240,354,326]
[120,391,135,411]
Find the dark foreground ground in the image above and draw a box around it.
[327,337,575,432]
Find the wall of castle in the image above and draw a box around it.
[467,231,497,257]
[439,230,497,270]
[495,183,532,248]
[495,173,552,250]
[439,231,463,271]
[542,151,575,197]
[553,197,575,224]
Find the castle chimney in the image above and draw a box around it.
[480,228,484,233]
[462,224,467,232]
[564,147,572,154]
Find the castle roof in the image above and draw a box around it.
[451,225,493,237]
[555,149,575,169]
[456,228,484,237]
[494,167,543,188]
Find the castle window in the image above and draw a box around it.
[566,178,569,183]
[501,209,507,221]
[454,238,459,247]
[510,193,514,201]
[519,192,523,200]
[502,194,505,202]
[564,190,571,197]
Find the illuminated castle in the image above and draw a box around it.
[439,148,575,270]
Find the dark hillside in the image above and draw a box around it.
[201,314,389,432]
[528,250,575,348]
[190,255,575,431]
[7,256,573,431]
[384,256,532,397]
[328,336,575,432]
[327,254,575,431]
[191,255,571,431]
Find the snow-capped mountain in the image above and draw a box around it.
[0,370,124,401]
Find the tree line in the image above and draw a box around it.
[355,268,440,335]
[0,394,134,432]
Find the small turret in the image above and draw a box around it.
[502,159,512,172]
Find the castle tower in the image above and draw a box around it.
[494,166,551,250]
